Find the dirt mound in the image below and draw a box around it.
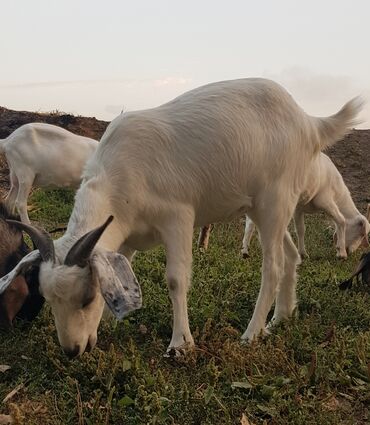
[327,129,370,212]
[0,106,369,212]
[0,106,108,140]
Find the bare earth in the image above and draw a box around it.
[0,106,369,212]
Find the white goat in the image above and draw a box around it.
[0,123,98,224]
[239,153,370,259]
[0,78,362,358]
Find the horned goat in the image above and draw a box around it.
[0,203,43,328]
[0,123,98,224]
[0,78,362,358]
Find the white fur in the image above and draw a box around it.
[17,78,362,355]
[0,123,98,224]
[240,153,370,259]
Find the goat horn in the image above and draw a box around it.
[64,216,114,267]
[6,220,55,262]
[366,203,370,221]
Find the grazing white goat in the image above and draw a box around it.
[199,154,370,259]
[0,78,362,358]
[238,153,370,259]
[0,123,98,224]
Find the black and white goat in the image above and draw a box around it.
[0,78,362,357]
[0,123,98,224]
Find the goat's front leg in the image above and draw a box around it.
[162,213,195,356]
[241,215,256,258]
[293,208,308,259]
[320,200,347,258]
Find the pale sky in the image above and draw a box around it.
[1,0,370,127]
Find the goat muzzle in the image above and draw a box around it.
[63,345,81,359]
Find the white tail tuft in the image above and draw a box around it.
[316,96,364,150]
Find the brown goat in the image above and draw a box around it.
[0,203,44,328]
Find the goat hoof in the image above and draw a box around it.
[299,252,309,260]
[164,346,187,358]
[241,251,250,259]
[164,340,194,358]
[241,327,268,344]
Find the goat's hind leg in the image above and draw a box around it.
[14,168,34,224]
[268,231,300,328]
[241,219,286,341]
[241,195,297,342]
[4,170,19,214]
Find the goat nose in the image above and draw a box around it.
[63,345,80,359]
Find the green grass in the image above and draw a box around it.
[1,190,369,424]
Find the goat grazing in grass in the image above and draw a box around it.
[0,78,362,358]
[0,123,98,224]
[0,203,43,328]
[199,153,370,259]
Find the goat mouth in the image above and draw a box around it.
[63,345,81,359]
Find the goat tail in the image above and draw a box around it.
[315,96,364,150]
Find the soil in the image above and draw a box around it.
[0,106,369,212]
[327,130,370,212]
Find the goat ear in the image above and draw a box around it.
[89,251,142,319]
[0,250,41,295]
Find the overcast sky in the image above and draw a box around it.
[1,0,369,127]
